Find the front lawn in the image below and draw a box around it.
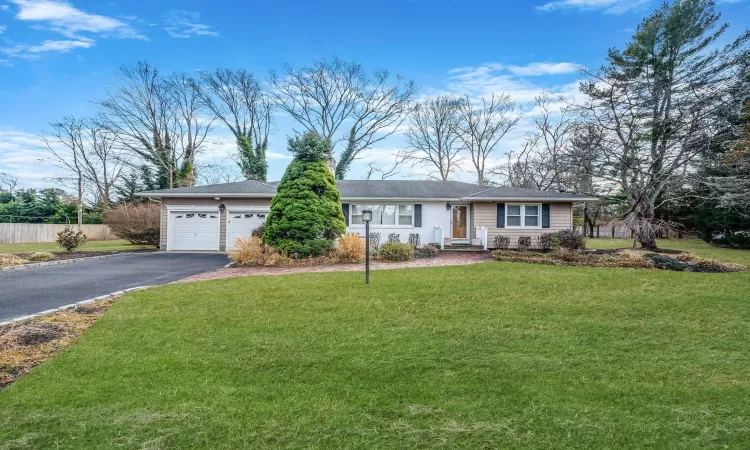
[588,238,750,266]
[1,262,748,448]
[0,239,151,254]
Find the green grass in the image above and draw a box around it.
[1,261,749,448]
[0,240,150,254]
[588,238,750,266]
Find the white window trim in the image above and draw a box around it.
[505,203,542,229]
[349,203,415,228]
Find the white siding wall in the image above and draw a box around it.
[345,201,457,245]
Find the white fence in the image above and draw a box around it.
[0,224,114,244]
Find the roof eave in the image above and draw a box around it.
[461,197,599,202]
[135,192,275,198]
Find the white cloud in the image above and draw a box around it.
[0,25,6,34]
[163,10,218,39]
[0,4,8,10]
[9,0,145,39]
[507,62,579,76]
[536,0,650,14]
[0,129,66,189]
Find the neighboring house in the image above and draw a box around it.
[137,180,596,251]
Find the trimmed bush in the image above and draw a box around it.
[557,229,586,250]
[536,233,558,251]
[335,233,365,262]
[104,203,161,247]
[388,233,400,243]
[493,235,510,250]
[263,132,346,257]
[379,242,414,261]
[229,236,293,267]
[56,226,86,252]
[407,233,421,249]
[416,244,439,258]
[517,236,532,251]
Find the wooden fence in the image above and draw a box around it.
[575,224,690,239]
[0,224,114,244]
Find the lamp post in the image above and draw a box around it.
[362,209,373,284]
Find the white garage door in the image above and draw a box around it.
[227,212,267,249]
[169,211,220,251]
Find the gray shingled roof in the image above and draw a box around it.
[138,179,596,201]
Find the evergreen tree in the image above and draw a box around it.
[263,132,346,257]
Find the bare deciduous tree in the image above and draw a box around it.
[98,61,212,189]
[195,69,271,181]
[269,57,415,179]
[0,172,18,194]
[457,93,521,185]
[197,159,245,185]
[492,92,576,190]
[42,118,128,214]
[401,96,463,181]
[363,154,406,180]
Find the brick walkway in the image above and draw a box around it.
[179,252,490,283]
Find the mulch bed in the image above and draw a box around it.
[0,299,115,390]
[14,249,157,263]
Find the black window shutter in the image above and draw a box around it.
[414,204,422,227]
[542,203,550,229]
[342,203,350,226]
[497,203,505,228]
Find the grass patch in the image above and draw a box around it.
[0,240,151,255]
[1,262,749,448]
[587,238,750,266]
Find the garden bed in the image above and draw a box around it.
[0,249,157,268]
[491,248,747,273]
[0,299,115,390]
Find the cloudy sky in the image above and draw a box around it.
[0,0,748,189]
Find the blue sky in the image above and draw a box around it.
[1,0,748,189]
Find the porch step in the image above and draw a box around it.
[441,245,487,252]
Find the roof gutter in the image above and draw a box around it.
[135,193,275,198]
[460,196,599,202]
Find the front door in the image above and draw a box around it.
[451,205,468,240]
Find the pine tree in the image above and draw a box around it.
[263,132,346,257]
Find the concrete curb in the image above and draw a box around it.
[0,286,151,326]
[0,252,147,272]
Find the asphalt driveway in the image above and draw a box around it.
[0,253,229,322]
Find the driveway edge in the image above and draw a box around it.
[0,252,142,272]
[0,286,151,326]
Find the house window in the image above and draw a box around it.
[506,204,541,228]
[350,204,413,226]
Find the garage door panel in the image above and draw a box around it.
[227,212,268,250]
[169,211,219,251]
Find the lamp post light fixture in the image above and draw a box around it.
[362,209,373,284]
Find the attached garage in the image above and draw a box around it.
[226,210,268,250]
[168,210,220,251]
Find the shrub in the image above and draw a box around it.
[104,203,161,247]
[557,229,586,250]
[250,223,265,238]
[493,235,510,250]
[379,242,414,261]
[644,254,689,271]
[416,244,439,258]
[517,236,532,251]
[334,233,365,262]
[0,254,27,267]
[536,233,558,251]
[56,226,87,252]
[263,132,346,257]
[714,231,750,249]
[369,232,381,252]
[407,233,421,249]
[28,252,54,262]
[388,233,400,243]
[229,236,293,267]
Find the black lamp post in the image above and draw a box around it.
[362,209,373,284]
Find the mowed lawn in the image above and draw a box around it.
[1,252,749,447]
[0,239,150,254]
